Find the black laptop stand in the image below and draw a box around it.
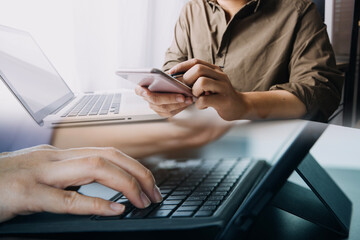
[271,153,352,237]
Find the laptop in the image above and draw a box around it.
[0,25,163,127]
[0,121,352,239]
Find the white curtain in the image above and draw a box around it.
[0,0,188,93]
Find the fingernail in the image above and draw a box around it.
[141,91,147,97]
[140,192,151,208]
[110,202,125,213]
[185,98,192,104]
[153,185,163,203]
[176,95,185,103]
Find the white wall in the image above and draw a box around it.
[324,0,334,42]
[0,0,187,92]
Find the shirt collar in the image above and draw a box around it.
[206,0,218,12]
[206,0,262,14]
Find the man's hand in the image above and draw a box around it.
[0,145,162,223]
[170,59,249,121]
[135,86,193,118]
[170,59,306,120]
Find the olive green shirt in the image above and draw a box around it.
[163,0,343,121]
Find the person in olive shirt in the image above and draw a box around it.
[135,0,343,122]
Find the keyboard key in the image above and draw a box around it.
[115,200,134,217]
[195,186,215,192]
[194,211,214,217]
[177,206,198,211]
[171,191,191,196]
[100,95,113,115]
[222,178,238,183]
[79,95,100,116]
[156,205,178,210]
[167,195,187,200]
[208,195,224,201]
[63,96,91,117]
[148,210,172,218]
[224,176,239,180]
[89,95,106,115]
[181,200,203,206]
[208,172,226,177]
[187,196,207,201]
[172,211,194,218]
[206,176,224,180]
[125,206,154,219]
[163,200,182,205]
[199,182,218,187]
[160,185,177,189]
[203,178,220,183]
[218,182,234,188]
[180,181,200,187]
[176,186,194,191]
[211,191,228,196]
[199,205,217,211]
[190,192,208,197]
[204,200,221,206]
[216,187,232,192]
[165,180,182,185]
[187,177,205,181]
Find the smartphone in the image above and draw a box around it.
[116,68,193,97]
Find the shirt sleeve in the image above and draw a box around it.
[162,4,190,72]
[269,3,344,122]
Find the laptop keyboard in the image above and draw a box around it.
[95,157,251,220]
[61,93,121,117]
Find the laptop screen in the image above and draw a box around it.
[0,25,74,125]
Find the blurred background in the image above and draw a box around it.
[0,0,188,92]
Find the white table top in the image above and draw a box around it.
[1,82,360,169]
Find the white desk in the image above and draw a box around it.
[1,78,360,169]
[158,119,360,169]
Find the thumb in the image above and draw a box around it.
[28,185,125,216]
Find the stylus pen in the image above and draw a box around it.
[171,72,185,79]
[171,66,224,79]
[171,69,215,97]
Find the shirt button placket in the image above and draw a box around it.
[215,52,225,68]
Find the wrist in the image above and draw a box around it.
[234,91,253,120]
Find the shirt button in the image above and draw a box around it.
[217,53,223,58]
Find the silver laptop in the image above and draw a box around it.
[0,25,163,127]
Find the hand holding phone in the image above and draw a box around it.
[116,68,193,97]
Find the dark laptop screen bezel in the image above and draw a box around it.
[0,25,74,126]
[218,121,328,239]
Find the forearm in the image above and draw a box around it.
[52,108,232,159]
[240,90,307,120]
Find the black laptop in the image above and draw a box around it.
[0,121,352,239]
